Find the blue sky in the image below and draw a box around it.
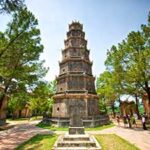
[0,0,149,81]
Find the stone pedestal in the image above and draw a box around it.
[69,127,85,134]
[53,133,101,150]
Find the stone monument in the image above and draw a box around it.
[51,21,109,127]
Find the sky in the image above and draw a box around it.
[0,0,150,82]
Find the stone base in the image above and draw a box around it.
[69,127,85,134]
[53,133,101,150]
[43,114,110,127]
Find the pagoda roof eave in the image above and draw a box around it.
[59,58,92,65]
[53,93,99,99]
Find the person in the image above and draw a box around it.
[123,115,128,127]
[116,115,120,126]
[131,115,137,128]
[127,114,132,128]
[142,113,147,130]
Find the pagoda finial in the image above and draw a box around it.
[69,21,83,31]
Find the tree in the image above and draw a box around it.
[28,80,56,117]
[105,44,141,118]
[0,7,47,121]
[104,12,150,116]
[8,91,29,118]
[111,15,149,101]
[96,71,119,117]
[0,0,25,14]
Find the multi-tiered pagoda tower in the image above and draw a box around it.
[51,22,108,127]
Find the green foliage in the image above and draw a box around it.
[97,71,118,104]
[101,12,150,108]
[98,98,107,114]
[28,80,56,116]
[139,104,144,114]
[0,0,25,14]
[0,7,47,109]
[96,71,119,115]
[8,92,29,113]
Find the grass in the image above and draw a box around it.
[85,123,115,131]
[36,123,68,131]
[15,134,57,150]
[95,134,140,150]
[15,133,139,150]
[36,122,115,131]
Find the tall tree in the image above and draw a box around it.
[105,12,150,115]
[0,7,47,120]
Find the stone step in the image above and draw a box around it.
[63,137,90,141]
[57,141,96,147]
[53,134,101,150]
[63,134,90,141]
[53,147,100,150]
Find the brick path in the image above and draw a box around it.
[0,121,53,150]
[0,120,150,150]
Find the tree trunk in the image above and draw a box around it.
[0,85,9,124]
[145,81,150,104]
[0,83,10,108]
[135,94,140,119]
[0,94,6,108]
[118,97,121,114]
[111,104,116,118]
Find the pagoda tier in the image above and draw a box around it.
[51,22,109,127]
[56,22,95,94]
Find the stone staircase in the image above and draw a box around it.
[52,133,101,150]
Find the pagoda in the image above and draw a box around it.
[51,22,109,127]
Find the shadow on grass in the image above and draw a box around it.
[15,134,57,150]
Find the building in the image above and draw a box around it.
[120,101,137,116]
[51,22,109,127]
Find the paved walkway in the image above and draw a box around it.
[0,121,150,150]
[87,126,150,150]
[0,121,53,150]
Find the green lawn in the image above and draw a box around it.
[36,122,115,131]
[15,134,139,150]
[95,134,140,150]
[85,123,115,131]
[37,123,69,131]
[15,134,57,150]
